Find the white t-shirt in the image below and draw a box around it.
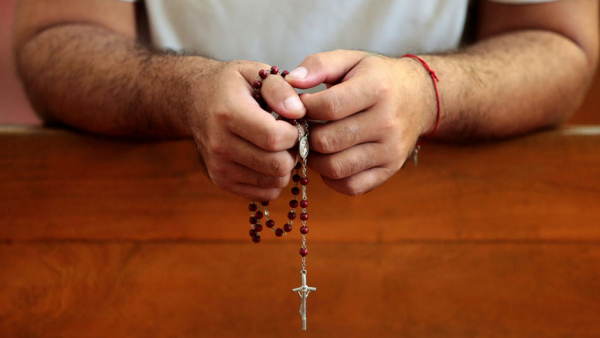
[123,0,555,70]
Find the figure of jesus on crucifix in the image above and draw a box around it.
[292,271,316,331]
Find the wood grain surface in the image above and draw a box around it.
[1,126,600,337]
[1,126,600,242]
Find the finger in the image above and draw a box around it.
[224,93,299,152]
[285,50,366,89]
[230,183,284,201]
[308,143,387,180]
[223,160,291,189]
[260,70,306,120]
[321,167,392,196]
[211,132,296,177]
[300,78,378,121]
[309,110,386,154]
[211,172,284,200]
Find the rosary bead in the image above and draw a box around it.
[300,200,309,208]
[255,210,263,219]
[266,219,275,228]
[253,80,262,88]
[289,119,298,126]
[260,201,270,206]
[252,235,261,243]
[292,174,301,183]
[249,216,257,224]
[281,70,289,78]
[249,203,258,212]
[300,177,309,185]
[288,211,297,220]
[300,248,308,257]
[284,223,293,232]
[259,69,268,79]
[275,228,284,237]
[289,199,299,208]
[270,66,279,74]
[294,162,302,170]
[300,213,309,221]
[291,187,300,195]
[254,224,263,232]
[300,226,309,234]
[253,93,262,101]
[249,229,257,237]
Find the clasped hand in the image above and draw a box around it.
[188,51,437,200]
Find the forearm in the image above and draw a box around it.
[16,23,217,138]
[421,30,596,140]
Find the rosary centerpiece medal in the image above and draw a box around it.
[247,66,316,331]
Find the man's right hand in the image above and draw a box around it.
[187,60,306,201]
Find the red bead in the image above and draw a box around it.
[249,216,257,224]
[266,219,275,228]
[300,213,309,221]
[281,70,289,78]
[294,162,302,170]
[252,235,261,243]
[259,69,268,79]
[300,177,309,185]
[300,200,309,208]
[253,80,262,88]
[300,226,309,234]
[292,174,301,183]
[289,199,299,208]
[253,93,262,101]
[249,229,257,237]
[289,119,298,126]
[300,248,308,257]
[249,203,258,212]
[254,224,263,232]
[288,211,296,220]
[270,66,279,74]
[291,187,300,195]
[275,228,284,237]
[284,223,292,232]
[260,201,269,206]
[255,210,263,219]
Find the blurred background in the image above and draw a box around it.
[0,0,598,125]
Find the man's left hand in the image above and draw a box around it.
[286,50,437,196]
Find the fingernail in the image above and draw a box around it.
[288,67,307,79]
[284,96,304,111]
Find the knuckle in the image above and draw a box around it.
[328,158,346,179]
[376,80,392,98]
[210,162,228,176]
[257,188,281,202]
[258,175,288,189]
[313,132,332,153]
[380,118,396,132]
[262,132,282,151]
[322,96,339,120]
[269,157,290,177]
[306,53,326,68]
[208,140,228,156]
[346,183,366,197]
[212,105,230,122]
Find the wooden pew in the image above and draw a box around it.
[1,125,599,337]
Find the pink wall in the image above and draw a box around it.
[0,0,40,125]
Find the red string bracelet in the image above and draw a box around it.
[402,54,441,164]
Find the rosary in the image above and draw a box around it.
[244,57,440,330]
[247,66,315,330]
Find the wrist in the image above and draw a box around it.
[171,56,222,137]
[398,56,440,138]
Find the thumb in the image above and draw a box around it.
[285,50,366,89]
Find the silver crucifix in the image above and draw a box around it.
[292,271,316,330]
